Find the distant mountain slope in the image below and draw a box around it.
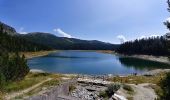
[0,21,119,50]
[18,32,119,50]
[0,22,52,52]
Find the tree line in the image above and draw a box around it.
[0,25,52,90]
[117,36,170,56]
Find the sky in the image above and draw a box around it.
[0,0,169,44]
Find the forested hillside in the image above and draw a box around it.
[0,23,51,90]
[18,32,118,50]
[0,26,52,52]
[117,36,170,56]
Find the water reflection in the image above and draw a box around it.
[118,57,170,70]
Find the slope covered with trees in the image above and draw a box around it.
[0,23,51,90]
[0,31,52,52]
[117,36,169,56]
[18,32,118,50]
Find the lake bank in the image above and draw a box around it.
[22,50,169,65]
[28,50,170,75]
[123,55,170,65]
[20,50,59,59]
[99,51,170,65]
[92,50,170,65]
[5,68,170,100]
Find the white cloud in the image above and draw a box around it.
[53,28,72,38]
[139,35,146,39]
[117,35,127,43]
[18,27,27,34]
[166,17,170,23]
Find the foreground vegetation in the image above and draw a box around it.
[0,72,63,99]
[108,72,170,100]
[159,72,170,99]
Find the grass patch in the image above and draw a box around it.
[99,91,108,99]
[4,72,61,99]
[0,92,4,100]
[19,50,57,59]
[127,97,133,100]
[123,84,134,95]
[4,72,62,93]
[99,83,121,99]
[4,73,50,93]
[18,79,60,98]
[149,84,163,100]
[108,72,166,84]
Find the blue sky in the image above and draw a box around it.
[0,0,169,44]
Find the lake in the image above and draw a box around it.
[28,51,170,75]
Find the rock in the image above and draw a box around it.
[0,21,17,35]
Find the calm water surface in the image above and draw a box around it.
[28,51,170,75]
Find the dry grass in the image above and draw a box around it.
[19,50,58,59]
[4,72,62,93]
[0,92,4,100]
[2,72,63,99]
[108,72,168,99]
[5,73,49,93]
[108,73,166,85]
[22,79,60,97]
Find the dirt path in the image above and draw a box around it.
[5,78,52,100]
[131,83,157,100]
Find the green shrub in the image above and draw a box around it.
[0,72,6,91]
[99,91,108,98]
[123,84,134,93]
[159,72,170,100]
[106,83,121,98]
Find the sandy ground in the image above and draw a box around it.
[142,69,170,75]
[30,69,46,73]
[132,83,157,100]
[117,83,157,100]
[20,50,58,59]
[128,55,170,65]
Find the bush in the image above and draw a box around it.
[123,84,134,93]
[0,72,6,91]
[159,72,170,100]
[99,91,108,98]
[106,83,121,98]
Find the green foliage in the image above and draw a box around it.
[105,83,121,98]
[0,24,51,93]
[99,91,108,99]
[0,32,51,52]
[20,32,117,50]
[159,72,170,100]
[1,53,29,81]
[99,83,121,98]
[123,84,134,94]
[0,72,6,91]
[117,36,169,56]
[0,50,30,92]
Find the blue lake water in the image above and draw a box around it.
[28,51,170,75]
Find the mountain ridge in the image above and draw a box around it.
[1,21,119,50]
[18,32,118,50]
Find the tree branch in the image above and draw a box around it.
[168,0,170,9]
